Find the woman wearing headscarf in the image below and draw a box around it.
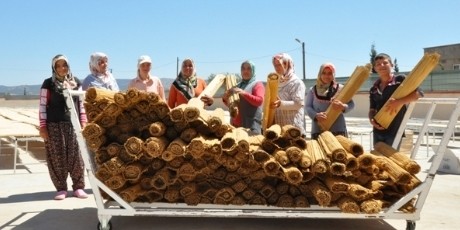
[305,63,354,139]
[168,58,213,108]
[82,52,119,91]
[128,55,165,100]
[270,53,306,136]
[223,60,264,134]
[39,54,88,200]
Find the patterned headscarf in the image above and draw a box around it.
[51,54,78,92]
[237,60,256,89]
[174,58,197,100]
[316,62,336,96]
[273,53,295,84]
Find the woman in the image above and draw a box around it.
[168,58,213,108]
[82,52,119,91]
[128,55,165,100]
[270,53,306,136]
[306,63,354,139]
[39,54,88,200]
[223,60,264,134]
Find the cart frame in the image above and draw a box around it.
[64,89,460,230]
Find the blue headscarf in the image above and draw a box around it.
[237,60,256,89]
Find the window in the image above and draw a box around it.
[454,64,460,70]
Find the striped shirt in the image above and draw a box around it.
[274,76,306,135]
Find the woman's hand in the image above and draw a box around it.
[270,99,281,109]
[39,127,49,141]
[331,99,346,111]
[315,112,327,122]
[231,87,243,94]
[222,90,230,102]
[201,94,214,106]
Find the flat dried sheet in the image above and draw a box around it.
[0,122,39,137]
[0,108,39,128]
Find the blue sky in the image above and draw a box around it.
[0,0,458,86]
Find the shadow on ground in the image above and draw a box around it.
[1,208,399,230]
[0,190,94,204]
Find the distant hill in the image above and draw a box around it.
[0,85,40,96]
[0,78,176,96]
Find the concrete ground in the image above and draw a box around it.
[1,122,460,230]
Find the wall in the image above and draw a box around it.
[345,92,460,120]
[424,44,460,71]
[210,92,460,121]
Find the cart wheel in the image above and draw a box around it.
[406,220,416,230]
[97,221,112,230]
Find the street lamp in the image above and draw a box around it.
[296,38,307,134]
[295,38,306,81]
[177,57,179,76]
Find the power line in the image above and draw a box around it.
[193,48,301,64]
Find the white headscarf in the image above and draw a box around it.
[89,52,110,78]
[273,53,295,85]
[51,54,77,91]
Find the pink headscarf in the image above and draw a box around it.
[316,62,337,97]
[273,53,295,84]
[316,62,336,86]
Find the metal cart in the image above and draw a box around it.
[64,89,460,230]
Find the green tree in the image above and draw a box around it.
[207,73,216,83]
[394,58,399,73]
[370,43,378,73]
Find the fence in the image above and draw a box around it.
[305,70,460,93]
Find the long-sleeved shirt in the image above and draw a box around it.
[275,75,306,135]
[306,83,354,137]
[168,78,207,108]
[223,81,264,134]
[39,77,87,128]
[82,74,119,91]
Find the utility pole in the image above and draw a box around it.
[295,38,306,81]
[295,38,307,135]
[176,57,179,77]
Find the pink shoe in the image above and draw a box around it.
[54,191,67,200]
[74,189,88,199]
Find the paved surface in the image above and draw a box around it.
[1,121,460,230]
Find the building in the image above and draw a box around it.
[424,43,460,71]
